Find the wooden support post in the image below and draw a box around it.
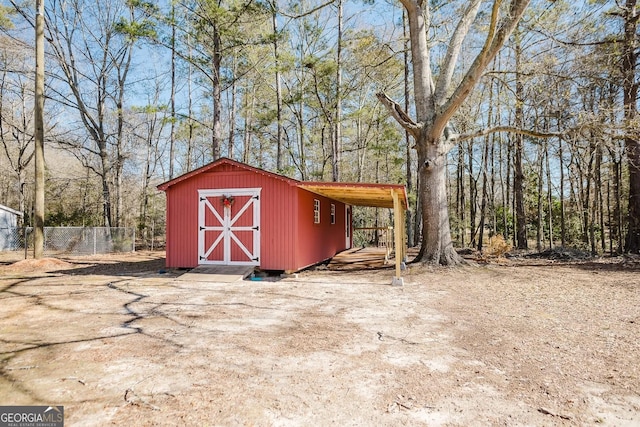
[391,189,404,286]
[400,205,406,262]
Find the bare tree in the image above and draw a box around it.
[331,0,343,181]
[0,37,34,221]
[30,0,153,227]
[621,0,640,253]
[377,0,530,265]
[268,1,284,172]
[512,27,527,249]
[129,99,169,247]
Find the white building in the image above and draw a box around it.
[0,204,23,250]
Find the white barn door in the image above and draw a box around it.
[198,188,261,265]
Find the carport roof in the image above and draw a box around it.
[299,182,408,210]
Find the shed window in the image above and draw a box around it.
[330,204,336,224]
[314,199,320,224]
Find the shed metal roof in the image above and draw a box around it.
[156,157,299,191]
[157,157,409,211]
[0,204,23,216]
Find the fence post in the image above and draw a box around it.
[23,225,27,260]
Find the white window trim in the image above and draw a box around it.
[314,199,320,224]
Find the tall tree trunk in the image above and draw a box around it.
[140,116,155,245]
[114,36,133,228]
[457,144,465,247]
[417,139,460,264]
[614,155,623,253]
[607,83,622,253]
[545,139,553,249]
[332,0,343,182]
[489,122,497,238]
[607,176,613,254]
[478,76,495,252]
[296,65,307,180]
[34,0,45,258]
[596,143,605,252]
[212,24,222,160]
[499,133,508,242]
[242,86,255,163]
[228,53,237,158]
[271,4,283,172]
[581,137,595,247]
[403,10,414,246]
[356,116,365,181]
[413,173,422,247]
[507,130,514,246]
[536,143,544,252]
[111,2,137,228]
[514,30,527,249]
[559,134,566,248]
[590,147,597,256]
[478,134,490,252]
[623,0,640,253]
[169,2,176,179]
[468,140,477,247]
[186,39,194,171]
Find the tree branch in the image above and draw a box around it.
[433,0,531,137]
[455,125,562,142]
[376,92,422,140]
[400,0,434,120]
[278,0,336,19]
[434,0,483,106]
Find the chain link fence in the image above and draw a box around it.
[0,227,135,256]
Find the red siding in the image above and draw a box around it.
[161,159,350,271]
[164,165,294,270]
[295,188,348,270]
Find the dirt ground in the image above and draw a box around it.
[0,250,639,426]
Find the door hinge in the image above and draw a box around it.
[252,226,259,231]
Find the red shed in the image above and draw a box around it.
[157,158,408,275]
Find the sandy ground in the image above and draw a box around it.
[0,250,639,426]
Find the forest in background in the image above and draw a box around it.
[0,0,638,256]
